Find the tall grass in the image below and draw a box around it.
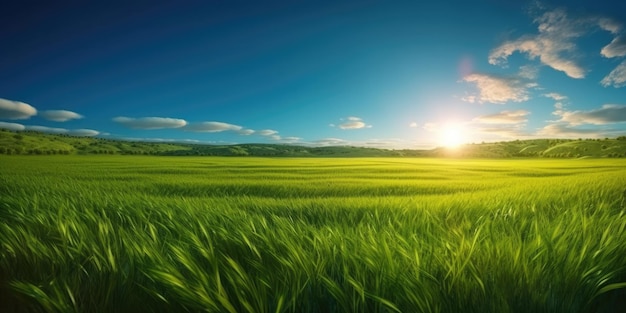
[1,155,625,312]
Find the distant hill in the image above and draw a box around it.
[1,128,625,158]
[432,138,626,158]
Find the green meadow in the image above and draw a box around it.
[1,155,626,312]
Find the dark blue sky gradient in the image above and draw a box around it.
[1,1,625,147]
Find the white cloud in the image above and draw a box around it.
[601,35,626,58]
[40,110,84,122]
[340,121,366,129]
[0,121,25,131]
[601,60,626,88]
[238,129,255,135]
[335,117,371,129]
[257,129,278,136]
[67,129,99,137]
[183,121,242,132]
[489,9,588,79]
[558,104,626,125]
[0,98,37,120]
[462,73,530,104]
[472,110,530,124]
[598,18,622,34]
[543,92,567,101]
[409,122,418,128]
[113,116,187,129]
[518,65,539,80]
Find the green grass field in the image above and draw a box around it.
[1,156,626,312]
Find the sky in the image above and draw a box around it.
[1,0,626,149]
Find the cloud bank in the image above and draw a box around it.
[557,104,626,125]
[0,121,26,131]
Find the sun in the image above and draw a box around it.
[439,123,466,148]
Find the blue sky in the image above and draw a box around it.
[1,1,625,148]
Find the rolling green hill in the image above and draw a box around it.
[1,128,625,157]
[432,138,626,158]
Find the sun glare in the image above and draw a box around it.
[439,123,466,148]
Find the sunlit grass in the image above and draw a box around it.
[1,155,625,312]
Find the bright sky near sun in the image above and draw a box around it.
[1,1,625,148]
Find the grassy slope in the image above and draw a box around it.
[1,128,625,157]
[1,156,625,312]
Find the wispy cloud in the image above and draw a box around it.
[601,35,626,58]
[333,116,372,129]
[543,92,567,101]
[257,129,278,136]
[409,122,418,128]
[537,124,612,138]
[472,110,530,124]
[237,129,255,135]
[598,18,622,34]
[183,121,242,132]
[489,9,593,78]
[0,121,25,131]
[518,65,539,80]
[462,73,530,104]
[0,98,37,120]
[113,116,187,129]
[600,60,626,88]
[599,17,626,88]
[40,110,84,122]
